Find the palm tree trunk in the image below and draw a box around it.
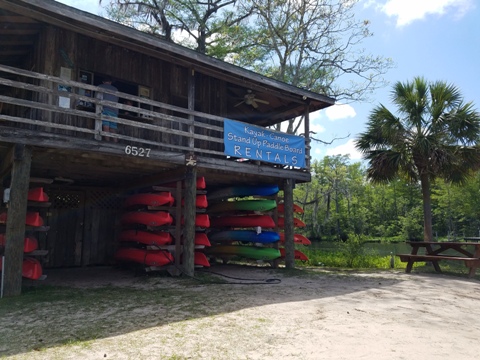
[420,174,434,242]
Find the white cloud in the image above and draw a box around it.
[371,0,475,27]
[326,139,363,160]
[324,103,356,121]
[310,123,326,135]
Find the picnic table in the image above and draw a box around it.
[397,241,480,278]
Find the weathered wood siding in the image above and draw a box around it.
[43,188,121,268]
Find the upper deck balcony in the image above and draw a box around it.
[0,0,335,188]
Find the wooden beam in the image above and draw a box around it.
[182,164,197,277]
[2,144,31,297]
[283,178,295,269]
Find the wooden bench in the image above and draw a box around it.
[397,254,480,278]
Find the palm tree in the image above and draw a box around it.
[356,77,480,241]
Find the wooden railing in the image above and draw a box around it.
[0,64,228,155]
[0,64,310,172]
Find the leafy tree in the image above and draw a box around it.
[356,77,480,241]
[100,0,252,55]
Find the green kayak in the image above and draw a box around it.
[206,245,281,261]
[208,199,277,213]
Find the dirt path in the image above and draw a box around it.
[2,265,480,359]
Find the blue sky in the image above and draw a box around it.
[57,0,479,162]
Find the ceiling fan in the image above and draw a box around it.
[234,90,270,109]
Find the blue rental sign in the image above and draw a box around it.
[224,119,306,168]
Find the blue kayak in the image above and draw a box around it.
[209,230,280,244]
[208,185,279,201]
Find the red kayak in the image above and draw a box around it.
[0,234,39,253]
[0,211,44,227]
[277,217,306,228]
[121,211,173,227]
[277,203,304,214]
[210,215,275,228]
[124,192,174,208]
[181,214,210,228]
[114,248,174,266]
[28,187,49,202]
[0,257,43,280]
[193,252,210,267]
[194,233,211,247]
[279,248,309,261]
[118,230,173,246]
[181,195,208,209]
[278,232,311,246]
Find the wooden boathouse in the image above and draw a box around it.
[0,0,334,296]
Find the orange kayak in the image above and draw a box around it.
[277,203,304,214]
[279,248,309,261]
[0,257,43,280]
[0,211,44,227]
[0,234,39,253]
[277,217,306,228]
[28,187,49,202]
[278,232,311,246]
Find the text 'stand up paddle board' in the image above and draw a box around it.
[0,212,44,227]
[208,199,277,213]
[277,216,306,228]
[118,230,173,246]
[124,192,174,208]
[210,215,276,229]
[114,248,174,267]
[206,245,281,261]
[0,257,43,280]
[207,184,279,201]
[0,234,39,253]
[279,248,309,261]
[27,187,49,202]
[121,211,173,227]
[278,232,311,246]
[209,230,280,244]
[277,203,304,214]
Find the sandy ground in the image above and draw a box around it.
[3,265,480,360]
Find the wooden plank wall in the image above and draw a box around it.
[43,188,121,268]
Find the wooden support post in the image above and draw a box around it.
[283,178,295,269]
[182,163,197,277]
[174,180,182,273]
[94,101,102,141]
[304,102,311,169]
[3,145,32,297]
[188,68,195,149]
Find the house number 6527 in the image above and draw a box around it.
[125,145,151,157]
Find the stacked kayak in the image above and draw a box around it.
[0,257,43,280]
[0,234,39,253]
[116,178,210,270]
[0,211,44,227]
[28,187,49,202]
[209,230,280,244]
[276,201,309,262]
[207,184,281,263]
[206,245,280,261]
